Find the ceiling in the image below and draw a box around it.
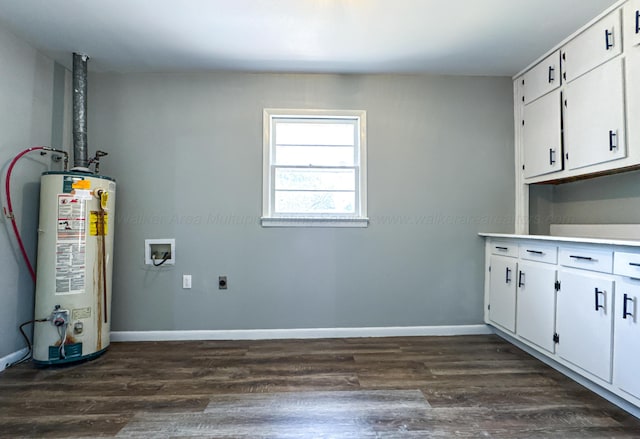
[0,0,620,76]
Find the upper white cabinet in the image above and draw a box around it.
[625,0,640,180]
[564,58,626,170]
[515,2,640,185]
[523,90,563,178]
[523,51,561,104]
[624,0,640,48]
[562,10,622,83]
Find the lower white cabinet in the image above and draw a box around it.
[556,270,614,382]
[613,277,640,400]
[482,235,640,412]
[488,255,517,332]
[516,262,557,353]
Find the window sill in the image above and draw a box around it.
[261,217,369,228]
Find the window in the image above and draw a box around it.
[262,109,368,227]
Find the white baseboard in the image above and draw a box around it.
[111,324,491,342]
[0,347,28,372]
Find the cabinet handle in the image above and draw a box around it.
[636,10,639,34]
[495,246,508,251]
[569,255,594,261]
[518,271,525,288]
[623,293,634,319]
[526,249,543,255]
[609,130,617,151]
[505,267,512,283]
[549,148,556,165]
[605,29,613,50]
[548,66,555,83]
[595,288,605,311]
[629,262,640,267]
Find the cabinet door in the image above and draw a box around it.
[489,256,518,333]
[563,10,621,82]
[556,270,614,382]
[624,0,640,49]
[564,58,626,170]
[517,262,557,354]
[523,51,561,104]
[613,278,640,400]
[523,90,562,178]
[626,27,640,172]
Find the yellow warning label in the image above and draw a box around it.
[90,211,108,236]
[72,179,91,190]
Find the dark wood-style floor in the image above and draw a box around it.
[1,334,639,438]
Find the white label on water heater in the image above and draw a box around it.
[55,195,87,294]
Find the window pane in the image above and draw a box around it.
[275,191,356,214]
[275,145,355,166]
[275,121,355,146]
[275,168,356,191]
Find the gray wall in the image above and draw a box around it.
[529,169,640,235]
[90,71,515,332]
[0,24,62,360]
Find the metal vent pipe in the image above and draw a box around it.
[72,53,89,169]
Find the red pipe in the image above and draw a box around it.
[3,146,47,282]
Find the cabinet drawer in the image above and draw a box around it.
[613,251,640,277]
[490,241,518,257]
[523,51,561,104]
[559,247,613,273]
[519,243,558,264]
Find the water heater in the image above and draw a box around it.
[33,171,116,365]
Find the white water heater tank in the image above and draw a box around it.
[33,172,116,365]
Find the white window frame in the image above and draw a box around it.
[262,108,368,228]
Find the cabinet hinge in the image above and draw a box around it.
[555,280,561,291]
[553,333,560,344]
[489,266,491,272]
[488,304,491,311]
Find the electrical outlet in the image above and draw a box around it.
[183,275,192,289]
[218,276,227,290]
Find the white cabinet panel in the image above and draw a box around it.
[564,58,626,170]
[523,51,561,104]
[489,256,518,333]
[556,270,614,382]
[490,241,518,258]
[517,262,557,353]
[613,278,640,400]
[559,247,613,273]
[624,0,640,49]
[626,27,640,172]
[563,10,621,82]
[519,243,558,264]
[613,251,640,278]
[523,90,562,178]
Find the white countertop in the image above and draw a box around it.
[479,233,640,248]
